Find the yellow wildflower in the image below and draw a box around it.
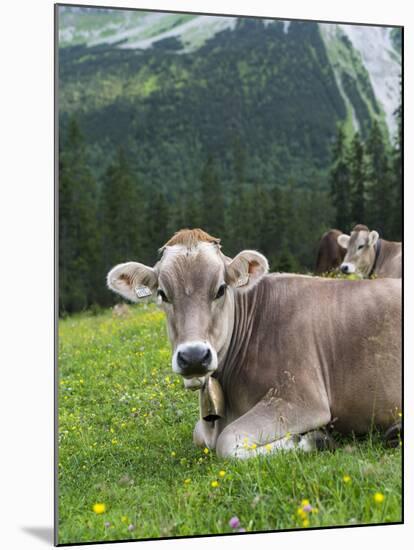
[374,492,385,504]
[343,475,351,483]
[203,447,209,455]
[302,518,310,528]
[92,503,106,514]
[297,507,306,519]
[219,470,226,477]
[211,480,220,488]
[184,478,191,485]
[265,443,272,452]
[250,443,257,450]
[171,451,176,457]
[301,499,310,507]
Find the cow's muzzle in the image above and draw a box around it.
[340,262,355,274]
[172,341,217,378]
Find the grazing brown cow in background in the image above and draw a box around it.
[315,229,346,274]
[108,229,401,459]
[338,224,402,279]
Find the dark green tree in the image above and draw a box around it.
[390,100,402,240]
[266,184,291,268]
[348,132,366,226]
[59,118,100,313]
[365,121,392,236]
[329,124,352,231]
[100,147,144,279]
[200,154,225,236]
[144,190,170,264]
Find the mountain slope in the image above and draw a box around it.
[58,6,401,139]
[57,7,401,196]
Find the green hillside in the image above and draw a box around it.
[59,18,388,189]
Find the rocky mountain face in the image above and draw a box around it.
[57,6,401,189]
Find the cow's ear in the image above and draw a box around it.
[368,230,379,246]
[107,262,158,302]
[337,234,350,250]
[226,250,269,289]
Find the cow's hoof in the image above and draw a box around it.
[383,422,402,448]
[299,430,336,452]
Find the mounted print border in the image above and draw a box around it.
[54,3,403,546]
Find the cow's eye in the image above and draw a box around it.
[215,284,227,300]
[157,289,169,303]
[358,244,364,250]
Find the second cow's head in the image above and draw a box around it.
[338,224,379,278]
[107,229,268,387]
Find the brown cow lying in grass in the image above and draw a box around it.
[108,228,401,459]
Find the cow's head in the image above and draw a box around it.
[107,229,268,389]
[337,224,379,278]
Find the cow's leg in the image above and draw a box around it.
[215,392,331,459]
[237,429,336,457]
[383,420,402,448]
[193,419,223,449]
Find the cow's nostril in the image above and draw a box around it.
[177,350,189,369]
[201,348,211,366]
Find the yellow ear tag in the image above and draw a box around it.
[135,286,152,298]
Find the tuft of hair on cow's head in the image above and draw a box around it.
[351,224,370,233]
[160,228,221,251]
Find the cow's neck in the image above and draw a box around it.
[368,239,382,277]
[215,288,236,369]
[215,285,257,387]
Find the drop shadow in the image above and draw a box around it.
[21,526,54,544]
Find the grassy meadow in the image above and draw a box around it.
[58,303,402,544]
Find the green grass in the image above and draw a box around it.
[58,304,402,544]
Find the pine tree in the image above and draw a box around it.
[100,147,144,271]
[144,190,170,264]
[390,100,402,240]
[59,118,100,313]
[229,141,247,254]
[329,124,351,232]
[348,132,366,226]
[200,154,225,236]
[266,184,289,268]
[365,121,392,236]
